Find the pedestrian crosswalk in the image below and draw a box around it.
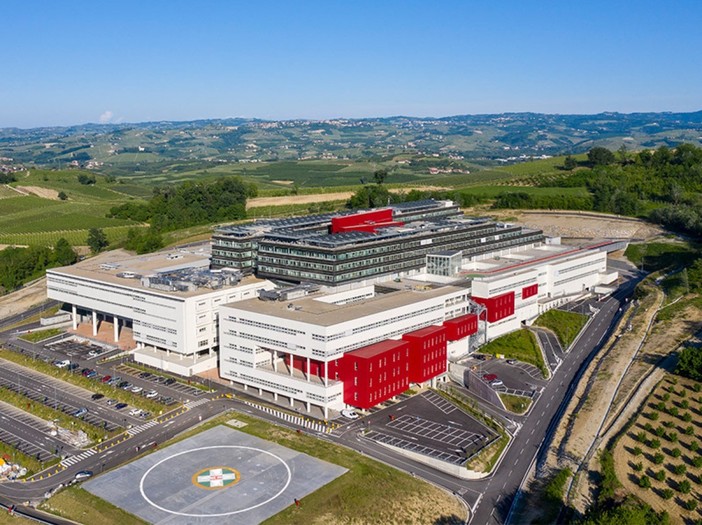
[61,448,96,467]
[185,398,210,409]
[127,420,159,436]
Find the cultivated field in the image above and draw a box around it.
[615,375,702,524]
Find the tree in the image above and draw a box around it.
[373,168,388,185]
[87,228,108,254]
[563,155,578,170]
[53,238,77,266]
[676,346,702,381]
[77,173,96,185]
[58,191,68,200]
[587,147,616,166]
[638,475,651,489]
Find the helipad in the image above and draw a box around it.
[83,425,347,524]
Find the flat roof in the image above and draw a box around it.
[48,245,268,298]
[346,339,408,359]
[226,283,468,327]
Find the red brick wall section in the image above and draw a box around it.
[522,283,538,299]
[443,313,479,340]
[472,291,515,323]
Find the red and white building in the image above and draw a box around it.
[220,241,617,417]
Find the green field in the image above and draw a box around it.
[481,329,548,377]
[534,309,588,348]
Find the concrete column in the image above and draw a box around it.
[306,357,311,382]
[258,388,262,395]
[289,354,293,377]
[72,305,77,330]
[273,351,278,372]
[92,311,97,336]
[306,401,310,412]
[324,405,328,420]
[324,361,328,386]
[274,392,278,401]
[289,396,294,407]
[113,316,119,342]
[243,384,248,391]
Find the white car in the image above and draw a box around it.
[131,386,143,394]
[490,379,504,388]
[145,390,159,399]
[55,360,70,368]
[341,409,359,419]
[129,408,142,417]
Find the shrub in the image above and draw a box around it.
[644,422,654,432]
[653,452,665,465]
[670,447,681,458]
[668,432,678,443]
[693,383,701,393]
[661,488,674,500]
[632,461,643,472]
[691,441,700,452]
[678,479,691,494]
[685,499,698,511]
[655,469,666,482]
[692,456,702,468]
[682,412,692,422]
[655,426,666,437]
[655,401,667,411]
[638,475,651,489]
[649,411,659,421]
[684,425,695,435]
[668,406,679,417]
[662,392,671,401]
[650,438,662,449]
[670,377,678,386]
[679,389,686,398]
[673,464,687,476]
[662,420,674,428]
[635,431,647,442]
[633,446,643,456]
[680,399,689,409]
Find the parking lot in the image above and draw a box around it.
[0,404,59,462]
[362,391,497,466]
[115,364,205,400]
[47,338,118,361]
[464,355,546,396]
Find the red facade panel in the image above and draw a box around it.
[443,313,478,341]
[522,283,538,299]
[472,292,515,323]
[402,325,447,383]
[341,340,410,409]
[331,209,393,233]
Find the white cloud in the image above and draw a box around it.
[99,110,114,124]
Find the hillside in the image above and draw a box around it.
[2,112,701,177]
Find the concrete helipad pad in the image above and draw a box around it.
[83,425,347,524]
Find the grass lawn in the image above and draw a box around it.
[534,309,588,348]
[0,511,35,524]
[19,328,63,343]
[481,329,548,377]
[40,486,147,525]
[499,393,532,415]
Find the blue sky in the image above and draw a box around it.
[2,1,701,127]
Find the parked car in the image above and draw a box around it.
[106,398,117,406]
[131,386,143,394]
[145,390,159,399]
[164,378,176,386]
[341,409,359,419]
[91,393,104,400]
[117,381,131,389]
[80,368,91,376]
[129,408,142,416]
[108,376,122,386]
[87,349,101,358]
[482,373,498,382]
[115,402,128,410]
[506,359,517,365]
[490,379,504,388]
[140,411,151,419]
[54,360,70,368]
[73,408,88,417]
[139,372,152,379]
[101,375,112,383]
[86,370,99,379]
[67,363,80,371]
[74,470,93,480]
[152,376,166,384]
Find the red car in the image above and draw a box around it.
[101,375,112,383]
[482,373,498,382]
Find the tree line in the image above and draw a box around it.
[0,239,77,293]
